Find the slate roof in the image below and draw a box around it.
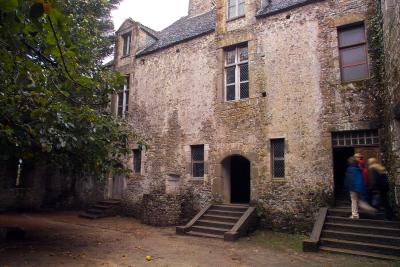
[257,0,324,17]
[137,10,216,57]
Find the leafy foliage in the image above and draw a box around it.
[0,0,134,179]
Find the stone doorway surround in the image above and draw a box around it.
[215,151,257,204]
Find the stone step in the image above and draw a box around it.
[196,219,235,230]
[93,204,112,209]
[190,225,229,236]
[79,213,104,219]
[186,231,224,239]
[87,208,105,215]
[212,204,249,212]
[324,222,400,237]
[320,238,400,256]
[326,216,400,228]
[202,214,238,223]
[319,246,400,261]
[328,208,385,219]
[99,199,121,205]
[206,209,243,217]
[322,230,400,246]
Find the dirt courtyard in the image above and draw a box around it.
[0,212,395,267]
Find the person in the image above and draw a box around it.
[354,153,369,193]
[346,157,376,219]
[367,158,393,220]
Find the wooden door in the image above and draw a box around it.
[112,175,125,199]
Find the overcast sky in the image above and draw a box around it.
[112,0,189,31]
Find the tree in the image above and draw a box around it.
[0,0,134,188]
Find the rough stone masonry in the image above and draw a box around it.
[110,0,388,231]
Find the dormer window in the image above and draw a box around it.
[227,0,245,20]
[122,32,131,57]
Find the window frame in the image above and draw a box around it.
[224,44,249,101]
[122,32,131,57]
[191,145,205,178]
[133,149,142,174]
[337,23,370,83]
[116,75,130,118]
[227,0,245,20]
[271,139,285,179]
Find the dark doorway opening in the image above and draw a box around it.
[230,155,250,203]
[333,147,354,201]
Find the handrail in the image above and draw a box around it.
[176,203,213,234]
[303,207,328,252]
[224,206,256,241]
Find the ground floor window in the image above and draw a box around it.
[133,149,142,174]
[271,139,285,179]
[191,145,204,178]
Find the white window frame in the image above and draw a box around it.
[227,0,245,20]
[116,76,129,118]
[224,45,249,101]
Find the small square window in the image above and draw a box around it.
[227,0,245,19]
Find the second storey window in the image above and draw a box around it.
[191,145,204,178]
[122,32,131,56]
[117,76,129,117]
[338,23,369,82]
[133,149,142,174]
[225,45,249,101]
[271,139,285,179]
[227,0,245,19]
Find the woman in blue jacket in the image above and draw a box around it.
[346,157,376,219]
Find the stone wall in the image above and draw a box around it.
[383,0,400,198]
[141,193,182,226]
[113,0,381,231]
[188,0,214,17]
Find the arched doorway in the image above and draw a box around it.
[221,155,250,204]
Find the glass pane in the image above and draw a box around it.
[340,45,367,66]
[273,160,285,178]
[239,46,248,62]
[240,64,248,81]
[240,82,249,99]
[272,139,285,158]
[226,49,236,65]
[118,92,123,105]
[238,2,245,16]
[228,6,236,18]
[191,145,204,161]
[133,150,141,173]
[227,85,235,101]
[228,0,236,7]
[238,0,245,4]
[125,91,129,110]
[118,107,123,117]
[338,25,365,47]
[342,64,369,82]
[226,66,235,84]
[193,163,204,177]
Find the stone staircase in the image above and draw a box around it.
[176,203,257,241]
[305,204,400,260]
[79,199,121,219]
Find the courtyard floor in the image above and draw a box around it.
[0,212,396,267]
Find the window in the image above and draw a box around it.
[133,149,142,174]
[338,23,369,82]
[227,0,245,19]
[271,139,285,179]
[117,76,130,117]
[225,45,249,101]
[122,32,131,56]
[332,130,380,147]
[191,145,204,178]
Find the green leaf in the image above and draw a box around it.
[0,0,18,12]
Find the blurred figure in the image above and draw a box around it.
[354,153,369,196]
[346,157,377,219]
[367,158,393,220]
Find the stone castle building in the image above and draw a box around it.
[109,0,393,229]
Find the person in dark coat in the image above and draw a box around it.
[368,158,393,220]
[346,157,376,219]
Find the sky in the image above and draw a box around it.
[112,0,189,31]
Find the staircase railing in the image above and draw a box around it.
[176,203,213,235]
[303,207,328,252]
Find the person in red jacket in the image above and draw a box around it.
[354,153,369,201]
